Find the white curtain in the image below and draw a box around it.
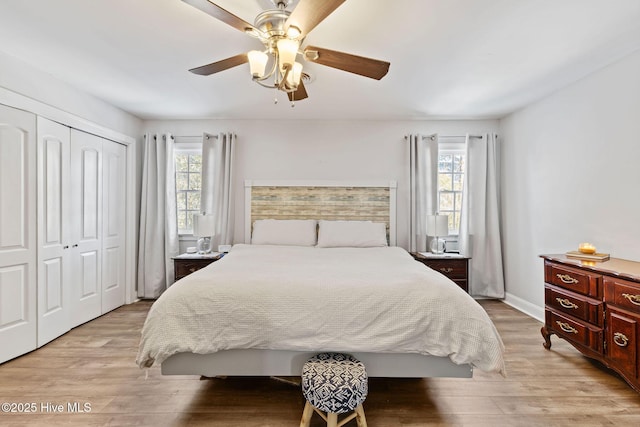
[459,133,505,298]
[137,133,179,298]
[201,132,236,249]
[408,133,438,252]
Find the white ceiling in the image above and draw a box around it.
[1,0,639,121]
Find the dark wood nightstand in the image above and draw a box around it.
[411,252,470,293]
[173,253,222,282]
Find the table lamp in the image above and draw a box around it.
[193,214,216,254]
[426,214,449,254]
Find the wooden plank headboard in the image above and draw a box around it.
[244,180,397,246]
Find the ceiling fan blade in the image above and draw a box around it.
[189,53,248,76]
[285,0,346,37]
[182,0,258,34]
[304,46,390,80]
[287,80,309,102]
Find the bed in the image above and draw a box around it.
[136,181,505,378]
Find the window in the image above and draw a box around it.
[437,148,465,235]
[175,146,202,234]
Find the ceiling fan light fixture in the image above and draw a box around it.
[286,61,303,88]
[183,0,389,104]
[276,38,299,70]
[248,50,269,78]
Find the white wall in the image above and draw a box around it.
[143,119,499,248]
[500,49,640,319]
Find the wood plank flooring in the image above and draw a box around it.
[1,300,640,426]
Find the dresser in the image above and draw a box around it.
[411,252,470,293]
[173,253,222,282]
[541,254,640,392]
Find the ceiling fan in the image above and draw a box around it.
[183,0,390,104]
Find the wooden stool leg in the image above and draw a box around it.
[327,412,338,427]
[299,401,313,427]
[355,404,367,427]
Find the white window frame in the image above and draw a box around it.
[437,142,465,237]
[174,141,202,236]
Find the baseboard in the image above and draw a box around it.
[503,292,544,323]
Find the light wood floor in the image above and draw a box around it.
[1,300,640,426]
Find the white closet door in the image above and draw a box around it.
[101,140,126,313]
[0,105,37,363]
[36,118,72,346]
[69,130,102,327]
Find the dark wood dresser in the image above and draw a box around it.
[541,254,640,392]
[411,252,470,293]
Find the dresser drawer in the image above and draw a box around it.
[174,258,218,281]
[545,261,602,298]
[545,309,603,353]
[604,277,640,314]
[422,259,468,280]
[606,308,638,378]
[545,285,603,326]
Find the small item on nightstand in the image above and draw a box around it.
[193,214,216,254]
[578,242,596,254]
[426,214,449,255]
[186,246,197,254]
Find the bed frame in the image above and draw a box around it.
[161,180,472,379]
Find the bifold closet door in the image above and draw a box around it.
[0,104,37,363]
[101,140,126,314]
[36,117,72,346]
[69,130,102,327]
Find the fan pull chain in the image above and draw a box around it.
[274,88,278,104]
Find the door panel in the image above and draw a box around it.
[37,118,71,346]
[43,258,63,313]
[70,130,102,327]
[0,265,28,327]
[81,150,100,240]
[79,250,99,298]
[101,141,126,313]
[0,104,36,363]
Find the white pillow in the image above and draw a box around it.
[251,219,318,246]
[317,220,388,248]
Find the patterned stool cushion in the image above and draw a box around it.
[301,353,368,414]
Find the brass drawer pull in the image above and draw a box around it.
[613,332,629,347]
[556,298,578,310]
[440,267,453,274]
[622,293,640,306]
[189,267,197,273]
[556,321,578,334]
[556,273,579,284]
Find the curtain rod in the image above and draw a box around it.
[175,135,218,139]
[438,135,483,139]
[424,134,483,140]
[402,134,485,141]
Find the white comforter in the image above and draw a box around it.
[137,245,505,374]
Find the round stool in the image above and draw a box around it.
[300,353,368,427]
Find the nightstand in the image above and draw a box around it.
[411,252,470,293]
[173,252,222,282]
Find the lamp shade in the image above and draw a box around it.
[193,214,215,237]
[286,61,303,88]
[426,214,449,237]
[277,38,299,70]
[248,50,268,78]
